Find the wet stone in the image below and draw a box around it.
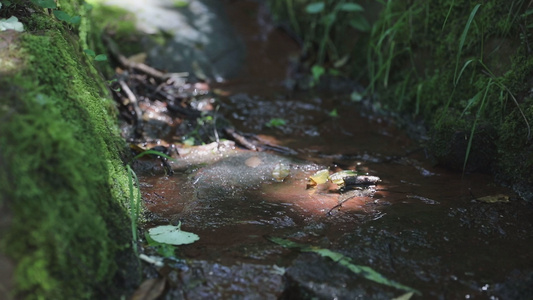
[282,253,396,300]
[162,259,284,300]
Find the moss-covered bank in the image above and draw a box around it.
[268,0,533,200]
[0,1,140,299]
[366,0,533,200]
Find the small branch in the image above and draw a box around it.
[102,33,187,81]
[224,128,258,151]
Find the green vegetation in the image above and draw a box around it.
[269,0,533,198]
[268,0,372,79]
[266,118,287,128]
[269,236,421,295]
[0,1,140,298]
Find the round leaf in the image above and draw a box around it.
[53,10,71,22]
[84,49,96,57]
[94,54,108,61]
[148,225,199,245]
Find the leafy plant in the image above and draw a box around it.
[305,1,366,65]
[329,108,339,117]
[53,10,81,25]
[266,118,287,128]
[83,48,108,62]
[31,0,81,26]
[126,149,176,255]
[144,232,176,258]
[268,0,371,78]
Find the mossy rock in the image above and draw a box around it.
[0,2,140,299]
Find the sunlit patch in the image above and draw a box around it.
[245,155,262,168]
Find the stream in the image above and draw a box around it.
[133,1,533,299]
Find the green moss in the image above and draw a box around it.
[0,3,140,299]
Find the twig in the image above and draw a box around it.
[102,33,187,81]
[119,79,143,129]
[224,128,258,151]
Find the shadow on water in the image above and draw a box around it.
[138,1,533,298]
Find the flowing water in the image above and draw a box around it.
[138,1,533,298]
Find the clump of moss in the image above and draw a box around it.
[0,2,140,299]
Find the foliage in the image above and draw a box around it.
[266,118,287,128]
[268,0,371,77]
[367,0,533,176]
[268,236,421,295]
[268,0,533,192]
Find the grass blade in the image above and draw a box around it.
[463,78,492,172]
[454,4,481,85]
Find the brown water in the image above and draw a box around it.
[138,1,533,299]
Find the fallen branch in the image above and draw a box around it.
[102,33,187,81]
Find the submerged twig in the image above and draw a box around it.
[224,128,258,151]
[326,188,376,215]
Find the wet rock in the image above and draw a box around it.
[162,259,284,300]
[282,253,396,299]
[493,270,533,299]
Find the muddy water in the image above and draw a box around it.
[138,1,533,299]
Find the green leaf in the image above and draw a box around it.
[148,224,200,245]
[94,54,108,61]
[145,232,176,257]
[329,108,339,117]
[32,0,57,9]
[337,3,364,12]
[393,292,415,300]
[83,49,96,57]
[350,90,363,102]
[132,149,174,161]
[69,15,81,25]
[268,237,422,295]
[173,0,189,8]
[306,2,325,14]
[266,118,286,128]
[311,64,325,82]
[349,15,371,32]
[53,10,72,22]
[183,136,195,146]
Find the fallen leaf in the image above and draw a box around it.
[272,162,290,182]
[148,223,199,245]
[475,194,510,203]
[308,169,329,186]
